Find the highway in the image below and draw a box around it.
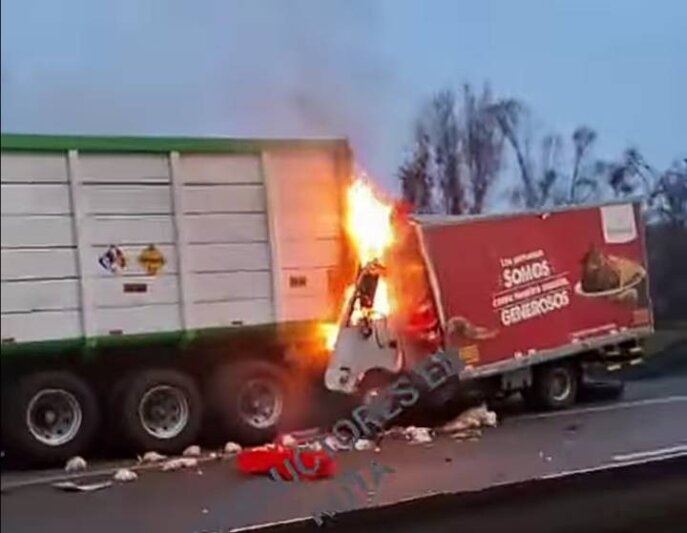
[2,358,686,533]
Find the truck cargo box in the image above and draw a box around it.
[416,202,653,375]
[1,134,352,349]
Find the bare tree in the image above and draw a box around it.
[462,85,504,214]
[570,126,597,202]
[491,99,538,208]
[399,84,504,215]
[429,90,464,214]
[398,121,433,213]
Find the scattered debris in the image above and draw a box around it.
[354,439,375,451]
[448,428,482,441]
[64,456,87,472]
[197,469,204,476]
[404,426,433,444]
[298,440,323,452]
[444,457,453,463]
[53,480,112,492]
[161,457,199,472]
[374,446,381,454]
[182,445,202,457]
[384,427,407,439]
[224,442,242,455]
[139,451,167,464]
[113,468,138,482]
[279,434,298,448]
[438,404,497,435]
[208,451,220,460]
[324,435,350,451]
[201,508,209,514]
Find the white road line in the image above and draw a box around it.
[612,444,687,462]
[541,450,687,480]
[515,395,687,421]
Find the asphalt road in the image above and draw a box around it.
[2,367,686,533]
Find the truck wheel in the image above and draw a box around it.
[119,369,203,454]
[524,364,579,410]
[1,371,100,464]
[209,360,290,445]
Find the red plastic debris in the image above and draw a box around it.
[237,445,336,481]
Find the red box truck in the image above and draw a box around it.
[325,201,653,409]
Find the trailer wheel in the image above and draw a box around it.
[1,371,100,464]
[119,369,203,454]
[524,363,579,410]
[209,360,290,445]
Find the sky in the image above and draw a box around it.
[1,0,685,192]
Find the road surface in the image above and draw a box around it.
[2,367,686,533]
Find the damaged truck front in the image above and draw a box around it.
[325,202,653,410]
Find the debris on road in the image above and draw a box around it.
[53,480,112,492]
[161,457,199,472]
[448,429,482,441]
[224,442,242,455]
[139,451,167,464]
[279,434,298,447]
[354,439,376,451]
[64,456,87,472]
[404,426,433,444]
[113,468,138,482]
[237,444,336,480]
[324,435,349,451]
[438,404,498,435]
[182,445,202,457]
[208,451,220,460]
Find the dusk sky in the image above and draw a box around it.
[1,0,685,192]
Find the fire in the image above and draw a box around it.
[345,179,394,265]
[320,178,395,352]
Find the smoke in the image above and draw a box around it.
[1,0,398,180]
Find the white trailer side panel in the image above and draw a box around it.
[1,140,348,344]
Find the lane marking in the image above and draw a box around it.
[515,395,687,421]
[228,452,687,533]
[612,444,687,462]
[541,450,687,479]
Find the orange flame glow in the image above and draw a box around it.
[321,178,395,352]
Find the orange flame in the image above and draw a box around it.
[321,178,395,352]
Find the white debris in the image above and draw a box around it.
[439,404,498,435]
[64,456,87,472]
[54,480,111,492]
[324,434,350,451]
[354,439,376,451]
[161,457,199,472]
[223,442,242,455]
[139,451,167,464]
[280,434,298,448]
[298,440,323,452]
[449,428,482,441]
[182,445,201,457]
[208,451,220,460]
[404,426,433,444]
[113,468,138,482]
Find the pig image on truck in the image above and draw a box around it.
[325,202,653,411]
[0,134,355,464]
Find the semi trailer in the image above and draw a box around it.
[0,134,354,463]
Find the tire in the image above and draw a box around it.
[524,363,579,410]
[209,360,291,445]
[1,371,100,465]
[119,369,203,454]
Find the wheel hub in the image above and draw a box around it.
[238,379,283,429]
[26,389,83,447]
[138,385,189,439]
